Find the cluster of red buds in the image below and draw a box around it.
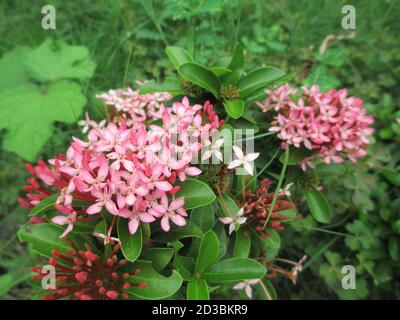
[18,159,96,210]
[199,101,225,129]
[32,239,146,300]
[242,179,296,238]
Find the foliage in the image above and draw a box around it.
[0,0,399,300]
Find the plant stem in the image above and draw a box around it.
[263,146,290,228]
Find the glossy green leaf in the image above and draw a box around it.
[195,230,220,273]
[202,258,265,283]
[223,99,244,119]
[228,43,245,70]
[209,67,231,77]
[305,190,333,224]
[153,220,203,243]
[237,66,286,98]
[187,279,209,300]
[18,223,88,257]
[28,193,59,216]
[176,178,216,210]
[178,63,220,98]
[127,260,183,300]
[165,46,193,69]
[259,228,281,250]
[173,255,195,281]
[216,193,239,217]
[117,218,142,262]
[141,248,174,271]
[233,228,251,258]
[190,204,216,232]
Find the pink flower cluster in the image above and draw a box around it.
[257,84,374,169]
[96,81,172,125]
[20,97,222,236]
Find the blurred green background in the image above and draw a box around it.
[0,0,399,299]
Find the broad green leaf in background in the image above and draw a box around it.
[187,279,209,300]
[0,47,29,90]
[0,81,87,161]
[178,63,220,98]
[176,178,216,210]
[223,99,244,119]
[305,190,333,224]
[141,248,175,271]
[24,38,96,82]
[202,258,265,283]
[165,46,193,69]
[195,230,220,273]
[233,228,251,258]
[118,218,142,262]
[139,78,185,96]
[237,66,286,98]
[127,260,183,300]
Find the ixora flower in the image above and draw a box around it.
[96,81,172,125]
[233,279,261,299]
[31,240,146,300]
[228,146,260,176]
[19,96,223,238]
[257,84,374,169]
[219,207,247,234]
[201,138,224,162]
[242,179,296,237]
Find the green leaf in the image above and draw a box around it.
[233,228,251,258]
[176,178,216,210]
[223,99,244,119]
[178,63,220,98]
[141,248,175,271]
[379,168,400,186]
[153,220,203,243]
[117,218,142,262]
[209,67,232,77]
[202,258,265,283]
[211,56,232,68]
[0,47,30,90]
[237,67,286,98]
[127,260,183,300]
[18,223,87,257]
[305,190,333,224]
[187,279,209,300]
[0,81,87,161]
[216,194,239,217]
[195,230,220,273]
[173,255,195,281]
[28,193,59,216]
[24,38,96,82]
[165,46,193,69]
[228,43,245,70]
[190,204,216,232]
[139,78,185,96]
[259,228,281,250]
